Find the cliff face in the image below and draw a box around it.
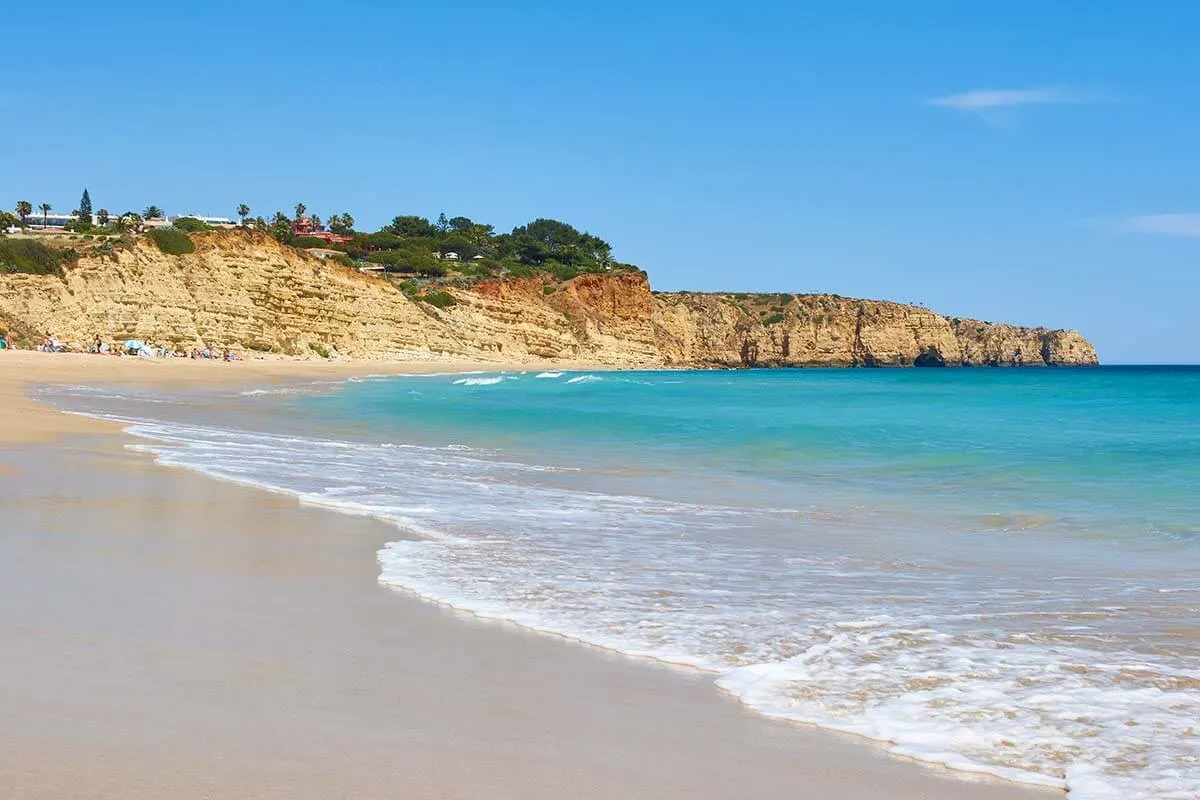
[652,292,1098,367]
[0,231,1098,367]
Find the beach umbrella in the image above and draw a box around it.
[124,339,145,351]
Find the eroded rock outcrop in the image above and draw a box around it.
[0,231,1098,367]
[651,292,1097,367]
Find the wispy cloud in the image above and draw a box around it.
[928,87,1110,125]
[929,88,1081,111]
[1119,214,1200,238]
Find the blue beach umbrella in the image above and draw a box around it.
[124,339,145,352]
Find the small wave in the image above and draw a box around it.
[566,375,602,384]
[535,371,564,379]
[239,387,306,396]
[453,376,505,386]
[397,370,488,378]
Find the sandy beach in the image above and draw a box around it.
[0,350,1059,799]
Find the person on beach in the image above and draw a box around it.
[93,335,102,354]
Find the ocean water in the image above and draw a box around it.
[45,367,1200,798]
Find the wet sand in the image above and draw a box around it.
[0,351,1058,799]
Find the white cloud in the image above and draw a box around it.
[929,88,1080,111]
[1120,214,1200,238]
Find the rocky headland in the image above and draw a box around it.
[0,230,1097,367]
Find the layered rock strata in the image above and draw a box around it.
[0,231,1098,367]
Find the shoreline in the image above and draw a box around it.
[1,350,1059,799]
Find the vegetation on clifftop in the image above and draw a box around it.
[10,191,638,288]
[0,238,71,277]
[261,205,638,283]
[148,228,195,256]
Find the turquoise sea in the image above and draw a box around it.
[48,367,1200,798]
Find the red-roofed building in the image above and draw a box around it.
[291,216,351,244]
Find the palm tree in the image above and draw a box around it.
[15,200,33,226]
[237,203,250,226]
[310,213,322,229]
[97,209,111,227]
[341,212,354,232]
[294,202,307,221]
[39,202,52,229]
[143,205,163,220]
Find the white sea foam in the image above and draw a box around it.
[239,387,310,396]
[47,399,1200,800]
[535,371,564,379]
[453,376,506,386]
[566,375,602,384]
[405,370,490,378]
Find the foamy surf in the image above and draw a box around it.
[453,376,506,386]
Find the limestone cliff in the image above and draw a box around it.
[652,292,1097,367]
[0,231,1097,367]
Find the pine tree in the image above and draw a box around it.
[78,189,93,225]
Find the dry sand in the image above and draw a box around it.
[0,350,1060,799]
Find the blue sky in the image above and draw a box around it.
[4,1,1199,363]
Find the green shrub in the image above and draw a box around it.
[503,262,537,279]
[365,249,446,277]
[365,249,408,267]
[173,216,212,232]
[414,261,447,277]
[544,260,581,282]
[0,238,69,276]
[418,290,456,309]
[358,231,408,250]
[149,227,195,255]
[543,285,557,295]
[294,235,333,248]
[455,261,493,279]
[764,313,785,325]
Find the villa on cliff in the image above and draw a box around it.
[291,216,351,244]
